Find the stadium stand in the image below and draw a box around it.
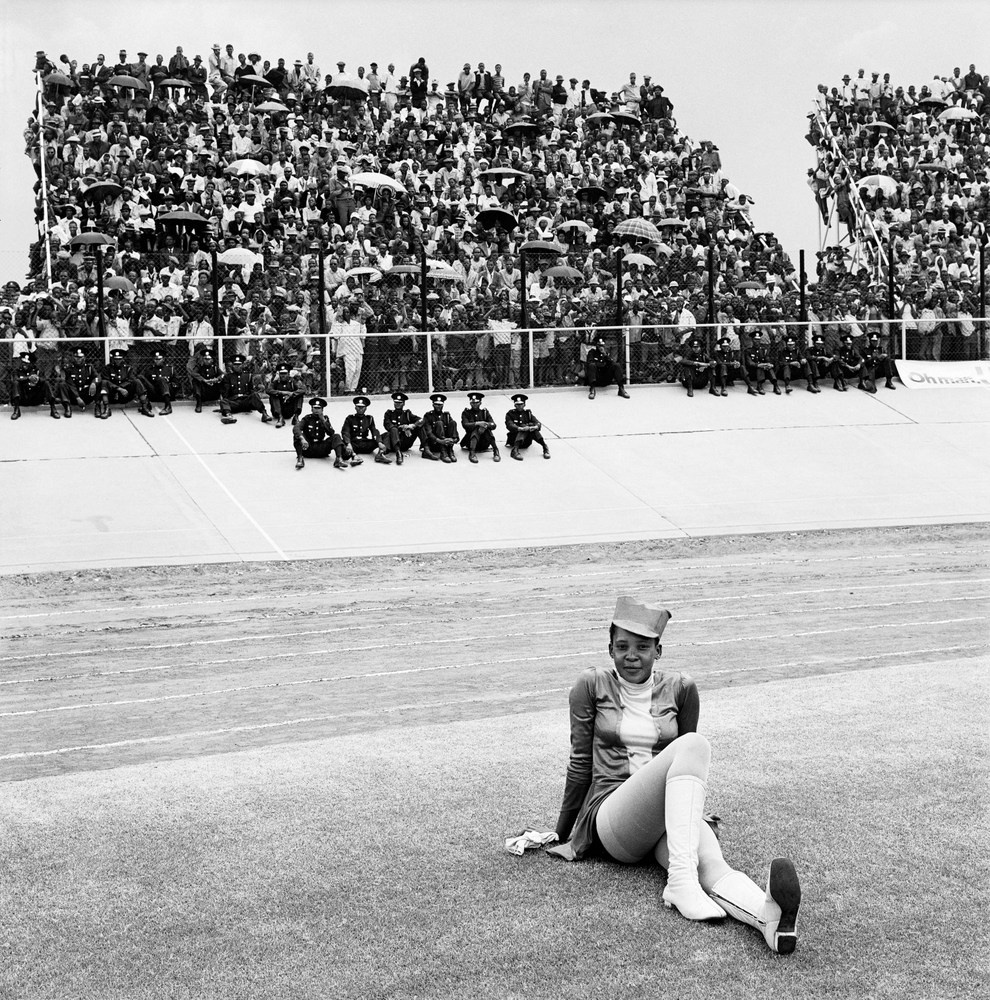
[3,48,987,408]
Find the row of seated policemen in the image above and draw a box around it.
[8,347,308,426]
[674,331,897,397]
[293,391,552,470]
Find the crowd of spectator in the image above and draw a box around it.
[808,65,989,360]
[4,41,816,400]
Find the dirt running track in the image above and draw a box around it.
[1,524,986,783]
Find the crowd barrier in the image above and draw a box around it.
[3,318,987,405]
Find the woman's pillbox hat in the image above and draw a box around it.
[612,596,671,639]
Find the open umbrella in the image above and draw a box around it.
[156,210,210,227]
[477,207,518,231]
[861,121,896,131]
[611,110,641,128]
[917,96,948,110]
[78,181,123,202]
[575,185,607,203]
[478,167,529,181]
[350,171,407,194]
[504,120,541,137]
[107,74,147,91]
[158,77,191,90]
[734,280,766,291]
[254,100,289,114]
[427,267,462,282]
[233,74,270,89]
[346,266,382,282]
[938,106,978,121]
[387,264,423,276]
[217,247,263,267]
[44,72,74,89]
[519,239,566,255]
[68,232,114,248]
[583,112,613,127]
[556,220,591,233]
[622,252,656,267]
[656,218,688,229]
[226,159,271,178]
[613,218,662,243]
[654,243,675,257]
[104,275,136,292]
[544,264,582,280]
[858,174,898,197]
[327,76,370,100]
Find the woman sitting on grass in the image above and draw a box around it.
[547,596,801,954]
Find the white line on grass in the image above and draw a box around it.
[0,549,971,622]
[1,643,985,762]
[2,618,983,718]
[4,588,985,665]
[162,419,288,562]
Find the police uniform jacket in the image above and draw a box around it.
[744,342,774,369]
[505,407,540,433]
[268,372,302,397]
[295,412,337,444]
[102,360,136,392]
[460,406,495,433]
[190,359,222,384]
[221,369,256,398]
[383,407,421,433]
[342,412,381,447]
[422,409,458,444]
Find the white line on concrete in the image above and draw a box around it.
[1,619,983,718]
[0,549,968,622]
[162,419,288,562]
[1,643,985,761]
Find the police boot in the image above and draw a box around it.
[618,386,630,398]
[221,415,237,424]
[588,386,596,399]
[295,455,305,470]
[195,400,202,413]
[261,411,273,423]
[511,446,523,461]
[772,382,782,395]
[687,385,694,397]
[139,401,155,417]
[394,448,404,466]
[447,446,458,463]
[275,416,285,428]
[708,858,801,955]
[542,447,551,459]
[784,381,792,394]
[469,450,479,464]
[374,450,392,464]
[708,385,719,396]
[10,405,21,420]
[422,448,440,461]
[661,776,727,922]
[159,402,172,415]
[63,401,72,418]
[492,447,501,463]
[50,403,61,419]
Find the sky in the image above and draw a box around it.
[2,0,989,285]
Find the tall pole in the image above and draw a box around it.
[210,243,219,330]
[980,242,987,360]
[35,72,53,290]
[95,244,106,340]
[614,246,624,330]
[798,249,807,324]
[419,244,428,337]
[318,241,328,396]
[520,253,528,331]
[887,237,895,320]
[707,243,716,352]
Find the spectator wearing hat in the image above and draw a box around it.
[98,347,154,419]
[381,391,423,465]
[139,348,179,414]
[341,395,391,464]
[459,391,501,463]
[421,392,460,462]
[266,362,305,428]
[504,393,550,460]
[293,396,347,470]
[218,353,272,424]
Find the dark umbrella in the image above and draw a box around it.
[107,74,147,91]
[477,208,518,231]
[583,112,614,128]
[327,76,369,100]
[576,185,607,203]
[387,264,422,276]
[68,232,114,248]
[232,74,270,89]
[78,181,123,202]
[504,120,541,137]
[157,210,211,231]
[611,110,641,128]
[544,264,582,280]
[45,72,74,90]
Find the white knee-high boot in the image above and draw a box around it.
[661,775,727,921]
[708,858,801,954]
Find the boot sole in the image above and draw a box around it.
[768,857,800,954]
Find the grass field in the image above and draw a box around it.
[1,524,988,998]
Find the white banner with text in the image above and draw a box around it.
[896,360,990,389]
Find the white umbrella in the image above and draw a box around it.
[938,106,978,122]
[350,171,407,194]
[225,159,271,178]
[217,248,263,266]
[858,174,898,197]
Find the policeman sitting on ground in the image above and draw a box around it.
[675,335,711,397]
[585,335,630,400]
[505,392,551,460]
[421,392,460,462]
[382,390,423,465]
[341,395,392,464]
[460,391,501,463]
[141,348,179,415]
[100,348,154,419]
[57,346,100,417]
[293,396,348,471]
[219,353,273,424]
[10,351,59,420]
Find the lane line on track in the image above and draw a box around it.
[2,618,983,718]
[4,588,986,665]
[2,643,985,762]
[0,549,974,622]
[162,419,288,562]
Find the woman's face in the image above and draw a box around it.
[610,626,659,684]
